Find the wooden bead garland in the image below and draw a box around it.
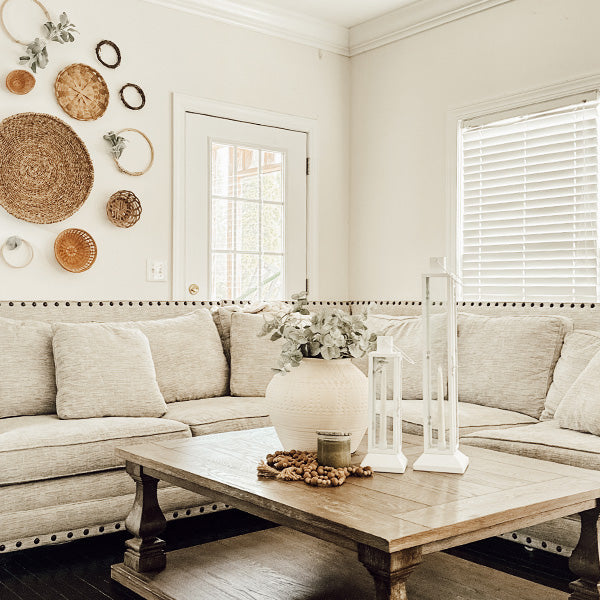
[257,450,373,488]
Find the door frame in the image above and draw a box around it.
[172,93,319,300]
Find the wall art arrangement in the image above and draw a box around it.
[0,1,153,274]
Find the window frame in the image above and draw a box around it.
[446,75,600,301]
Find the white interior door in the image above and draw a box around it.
[183,112,307,301]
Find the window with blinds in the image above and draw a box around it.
[459,98,600,301]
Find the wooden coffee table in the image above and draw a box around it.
[112,428,600,600]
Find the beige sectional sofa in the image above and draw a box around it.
[0,299,598,559]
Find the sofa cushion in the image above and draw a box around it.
[0,316,56,418]
[163,396,271,436]
[53,322,167,419]
[401,400,538,436]
[463,421,600,470]
[0,415,190,485]
[354,313,447,400]
[111,310,229,403]
[554,348,600,435]
[229,312,283,396]
[542,330,600,421]
[458,313,572,418]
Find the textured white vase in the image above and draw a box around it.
[265,358,368,453]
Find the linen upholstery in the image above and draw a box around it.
[110,310,229,402]
[229,312,283,396]
[354,313,447,400]
[463,421,600,470]
[0,317,56,418]
[0,415,189,485]
[163,396,271,436]
[554,349,600,435]
[542,330,600,420]
[0,472,207,542]
[53,322,167,419]
[400,400,538,436]
[457,313,572,418]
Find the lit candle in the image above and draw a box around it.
[437,365,446,449]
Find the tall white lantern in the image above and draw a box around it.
[361,336,407,474]
[413,257,469,474]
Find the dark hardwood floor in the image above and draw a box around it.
[0,510,573,599]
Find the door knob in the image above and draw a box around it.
[188,283,199,295]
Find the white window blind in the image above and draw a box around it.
[459,99,600,301]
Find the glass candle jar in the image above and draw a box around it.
[317,431,352,468]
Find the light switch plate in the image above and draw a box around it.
[146,259,167,282]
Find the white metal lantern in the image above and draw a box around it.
[361,336,407,473]
[413,257,469,474]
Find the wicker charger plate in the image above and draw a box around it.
[107,190,141,228]
[54,228,97,273]
[55,63,109,121]
[0,113,94,224]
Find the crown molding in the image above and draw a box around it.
[141,0,350,56]
[348,0,514,56]
[141,0,513,58]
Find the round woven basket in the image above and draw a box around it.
[106,190,142,228]
[55,63,109,122]
[54,228,97,273]
[0,113,94,224]
[6,70,35,95]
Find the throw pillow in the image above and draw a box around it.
[458,313,572,419]
[0,316,56,418]
[555,348,600,435]
[353,313,447,400]
[229,312,284,396]
[109,310,229,402]
[541,330,600,421]
[53,322,167,419]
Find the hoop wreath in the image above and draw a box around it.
[1,236,34,268]
[112,128,154,176]
[0,0,50,45]
[95,39,121,69]
[119,83,145,110]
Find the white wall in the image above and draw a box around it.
[350,0,600,299]
[0,0,350,300]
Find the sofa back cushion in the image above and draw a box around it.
[53,322,167,419]
[554,348,600,435]
[541,330,600,421]
[354,313,447,400]
[229,312,283,396]
[458,313,572,418]
[110,310,229,402]
[0,317,56,418]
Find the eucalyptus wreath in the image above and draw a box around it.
[259,292,377,374]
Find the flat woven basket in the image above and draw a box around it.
[0,113,94,223]
[106,190,142,228]
[54,228,97,273]
[55,63,109,121]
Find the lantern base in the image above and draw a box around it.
[413,450,469,474]
[360,451,407,474]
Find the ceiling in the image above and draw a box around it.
[266,0,420,29]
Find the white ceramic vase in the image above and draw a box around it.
[265,358,368,453]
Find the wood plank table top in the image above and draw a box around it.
[115,427,600,555]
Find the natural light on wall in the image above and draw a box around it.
[459,95,600,302]
[210,143,285,301]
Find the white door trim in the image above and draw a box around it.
[446,72,600,276]
[172,93,319,300]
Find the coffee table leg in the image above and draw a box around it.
[358,544,422,600]
[123,462,167,573]
[570,506,600,600]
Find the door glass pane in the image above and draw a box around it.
[210,143,286,300]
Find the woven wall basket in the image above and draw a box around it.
[0,113,94,224]
[55,64,109,122]
[106,190,141,228]
[54,228,97,273]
